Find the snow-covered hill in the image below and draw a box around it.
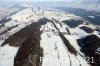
[0,5,100,66]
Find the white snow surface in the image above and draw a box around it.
[0,5,99,66]
[0,44,19,66]
[40,21,91,66]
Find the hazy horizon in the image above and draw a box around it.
[0,0,100,12]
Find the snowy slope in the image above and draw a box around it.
[0,5,100,66]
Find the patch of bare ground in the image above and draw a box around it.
[80,26,94,33]
[77,35,100,66]
[62,19,83,28]
[14,22,43,66]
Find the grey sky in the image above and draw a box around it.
[1,0,100,2]
[1,0,78,2]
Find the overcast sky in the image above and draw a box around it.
[2,0,57,1]
[1,0,79,2]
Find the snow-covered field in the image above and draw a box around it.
[0,5,100,66]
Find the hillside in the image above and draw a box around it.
[0,5,100,66]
